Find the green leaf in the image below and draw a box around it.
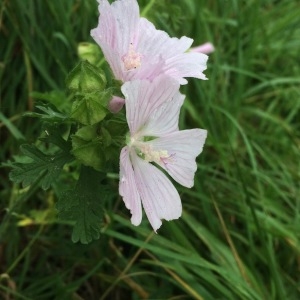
[66,60,107,93]
[56,166,106,244]
[70,90,111,125]
[8,144,73,190]
[30,90,70,112]
[24,104,67,122]
[39,123,72,152]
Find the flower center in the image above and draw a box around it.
[143,146,175,169]
[129,137,175,168]
[122,44,142,71]
[144,147,169,164]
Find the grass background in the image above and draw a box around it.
[1,0,299,299]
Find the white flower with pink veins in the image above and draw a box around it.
[119,76,207,231]
[91,0,208,85]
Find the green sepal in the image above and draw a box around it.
[72,124,99,142]
[110,78,123,97]
[70,90,112,125]
[102,113,128,138]
[71,125,106,171]
[72,140,106,172]
[71,113,128,171]
[66,60,107,93]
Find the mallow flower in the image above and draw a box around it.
[119,76,207,231]
[91,0,208,85]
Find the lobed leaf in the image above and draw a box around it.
[24,104,67,122]
[56,166,107,244]
[9,144,73,190]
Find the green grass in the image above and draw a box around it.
[1,0,299,299]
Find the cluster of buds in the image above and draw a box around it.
[88,0,213,231]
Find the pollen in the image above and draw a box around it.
[144,149,168,163]
[122,44,142,71]
[140,144,174,166]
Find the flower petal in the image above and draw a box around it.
[119,146,142,226]
[165,52,208,84]
[121,75,179,135]
[136,18,208,84]
[91,0,139,53]
[126,55,166,82]
[91,0,140,81]
[95,41,124,80]
[110,0,140,53]
[147,129,207,188]
[141,92,184,137]
[131,150,182,232]
[138,18,193,59]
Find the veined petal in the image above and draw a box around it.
[126,55,166,82]
[141,92,184,137]
[91,0,139,53]
[137,18,207,83]
[138,18,193,59]
[147,129,207,188]
[121,75,179,135]
[165,52,208,84]
[91,0,140,81]
[119,146,142,226]
[131,151,182,232]
[110,0,140,53]
[91,34,124,80]
[91,0,116,49]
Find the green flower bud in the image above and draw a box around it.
[66,60,106,93]
[71,121,124,172]
[77,42,102,65]
[70,90,112,125]
[71,125,106,171]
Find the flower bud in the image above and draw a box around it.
[71,125,106,171]
[78,42,102,65]
[190,42,215,54]
[66,60,106,93]
[70,90,112,126]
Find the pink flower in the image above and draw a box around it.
[91,0,208,85]
[190,42,215,54]
[119,76,207,231]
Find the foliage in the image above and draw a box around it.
[1,0,299,299]
[56,166,107,244]
[7,143,72,190]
